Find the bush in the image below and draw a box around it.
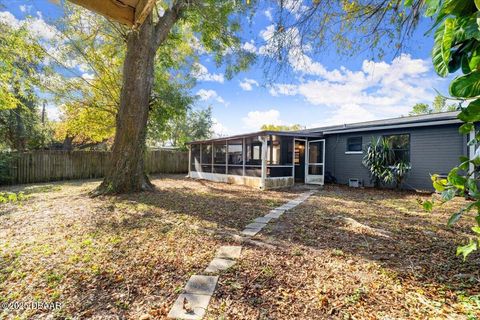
[0,152,14,184]
[362,137,410,189]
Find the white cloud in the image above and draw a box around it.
[269,83,298,96]
[264,8,273,21]
[271,54,440,122]
[242,109,283,129]
[212,118,231,137]
[242,40,257,53]
[239,78,259,91]
[196,89,226,105]
[308,104,376,128]
[19,5,31,13]
[81,73,95,81]
[193,62,224,83]
[45,104,60,121]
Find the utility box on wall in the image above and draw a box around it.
[348,178,361,188]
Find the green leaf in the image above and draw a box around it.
[447,167,466,188]
[404,0,413,7]
[432,20,453,77]
[448,210,463,226]
[459,122,474,134]
[443,0,477,17]
[476,0,480,11]
[442,188,456,202]
[423,200,433,212]
[456,239,478,260]
[425,0,441,17]
[472,226,480,234]
[454,15,480,42]
[469,46,480,71]
[458,99,480,122]
[450,71,480,98]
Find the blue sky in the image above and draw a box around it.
[2,1,453,136]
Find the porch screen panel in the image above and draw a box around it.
[227,139,243,175]
[213,140,226,174]
[245,137,262,177]
[190,144,201,171]
[201,143,212,173]
[267,135,293,177]
[307,140,324,176]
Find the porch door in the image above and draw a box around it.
[305,139,325,185]
[294,139,306,182]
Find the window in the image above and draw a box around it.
[384,134,410,164]
[201,143,212,164]
[213,141,226,164]
[346,137,362,152]
[246,137,262,165]
[227,139,243,165]
[267,135,293,165]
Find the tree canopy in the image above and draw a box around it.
[409,95,457,116]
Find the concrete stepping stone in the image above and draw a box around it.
[167,293,212,320]
[245,222,267,229]
[184,275,218,295]
[204,258,236,273]
[264,211,283,219]
[216,246,242,259]
[253,216,272,224]
[241,228,261,236]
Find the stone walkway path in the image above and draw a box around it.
[167,189,316,319]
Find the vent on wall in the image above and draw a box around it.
[349,178,361,188]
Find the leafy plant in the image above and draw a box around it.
[363,137,410,189]
[412,0,480,259]
[0,152,14,184]
[0,192,27,204]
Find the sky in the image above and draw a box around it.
[2,0,454,137]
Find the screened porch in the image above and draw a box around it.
[188,131,325,189]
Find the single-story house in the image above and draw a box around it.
[188,111,471,191]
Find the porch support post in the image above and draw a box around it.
[259,135,267,189]
[242,137,246,176]
[188,144,191,177]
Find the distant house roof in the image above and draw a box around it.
[300,111,461,135]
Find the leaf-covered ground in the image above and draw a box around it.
[1,177,479,319]
[208,185,480,319]
[0,175,298,319]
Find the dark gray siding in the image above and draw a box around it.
[325,124,466,191]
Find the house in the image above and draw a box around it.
[188,111,469,191]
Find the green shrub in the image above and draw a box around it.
[363,137,411,189]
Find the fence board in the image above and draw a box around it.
[2,149,188,185]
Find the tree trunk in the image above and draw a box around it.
[94,15,157,195]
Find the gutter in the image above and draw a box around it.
[322,119,462,135]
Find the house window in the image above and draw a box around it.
[346,137,362,152]
[384,134,410,164]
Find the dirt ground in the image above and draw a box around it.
[1,176,479,319]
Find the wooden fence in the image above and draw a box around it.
[2,149,188,185]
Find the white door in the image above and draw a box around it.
[305,139,325,185]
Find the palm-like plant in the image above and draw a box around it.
[363,137,410,189]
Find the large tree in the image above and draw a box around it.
[86,1,253,194]
[0,21,52,151]
[64,0,421,194]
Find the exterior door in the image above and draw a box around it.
[305,139,325,185]
[294,139,306,182]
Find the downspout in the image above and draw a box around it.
[259,135,268,190]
